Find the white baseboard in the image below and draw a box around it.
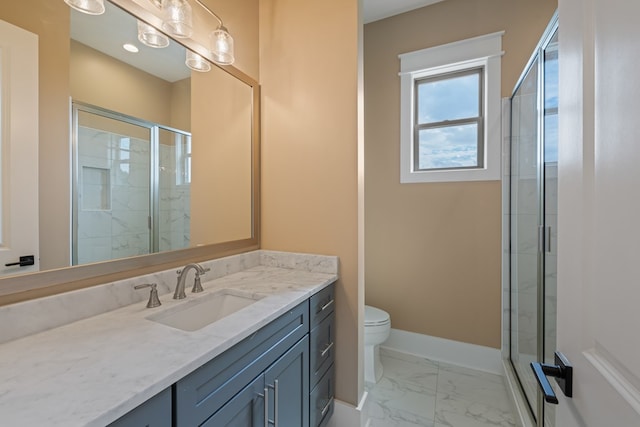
[327,392,369,427]
[382,328,503,375]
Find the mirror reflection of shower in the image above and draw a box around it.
[72,102,191,266]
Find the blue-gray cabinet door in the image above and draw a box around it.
[264,336,310,427]
[175,302,309,426]
[201,374,266,427]
[108,388,171,427]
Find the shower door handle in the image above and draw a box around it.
[538,226,553,253]
[530,351,573,404]
[545,226,552,253]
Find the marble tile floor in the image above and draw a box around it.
[365,348,517,427]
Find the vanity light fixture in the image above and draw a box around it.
[137,20,170,48]
[145,0,235,65]
[162,0,193,39]
[63,0,105,15]
[185,51,211,72]
[209,25,234,65]
[194,0,235,65]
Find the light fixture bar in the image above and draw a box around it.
[193,0,224,26]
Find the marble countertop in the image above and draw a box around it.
[0,252,337,426]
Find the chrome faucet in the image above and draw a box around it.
[173,263,210,299]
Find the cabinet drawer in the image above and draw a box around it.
[108,388,171,427]
[310,283,335,327]
[175,302,309,427]
[310,314,335,387]
[310,364,334,427]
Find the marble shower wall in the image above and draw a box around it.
[159,140,191,252]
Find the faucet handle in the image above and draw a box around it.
[134,283,162,308]
[192,273,204,293]
[192,265,210,293]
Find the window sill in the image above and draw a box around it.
[400,166,501,184]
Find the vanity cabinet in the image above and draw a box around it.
[111,283,334,427]
[308,284,336,427]
[175,300,309,426]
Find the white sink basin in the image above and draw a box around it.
[147,289,262,331]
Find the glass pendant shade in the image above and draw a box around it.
[162,0,193,39]
[209,27,234,65]
[64,0,105,15]
[137,21,169,48]
[185,51,211,72]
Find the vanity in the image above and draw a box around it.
[0,251,337,427]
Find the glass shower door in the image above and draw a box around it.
[509,18,558,426]
[510,53,540,418]
[542,29,559,427]
[73,107,152,265]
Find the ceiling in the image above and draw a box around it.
[71,2,191,83]
[363,0,446,24]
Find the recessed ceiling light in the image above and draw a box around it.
[123,43,139,53]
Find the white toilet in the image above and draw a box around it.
[364,305,391,384]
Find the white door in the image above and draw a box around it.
[0,20,39,276]
[555,0,640,424]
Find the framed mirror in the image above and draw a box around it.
[0,0,260,304]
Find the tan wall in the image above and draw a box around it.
[364,0,557,348]
[70,41,175,126]
[191,67,252,245]
[259,0,360,406]
[0,0,71,271]
[70,41,192,132]
[171,78,192,132]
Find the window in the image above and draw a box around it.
[415,68,484,171]
[399,32,503,183]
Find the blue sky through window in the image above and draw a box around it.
[418,73,480,124]
[418,124,478,169]
[416,71,481,169]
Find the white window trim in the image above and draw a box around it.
[399,31,504,183]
